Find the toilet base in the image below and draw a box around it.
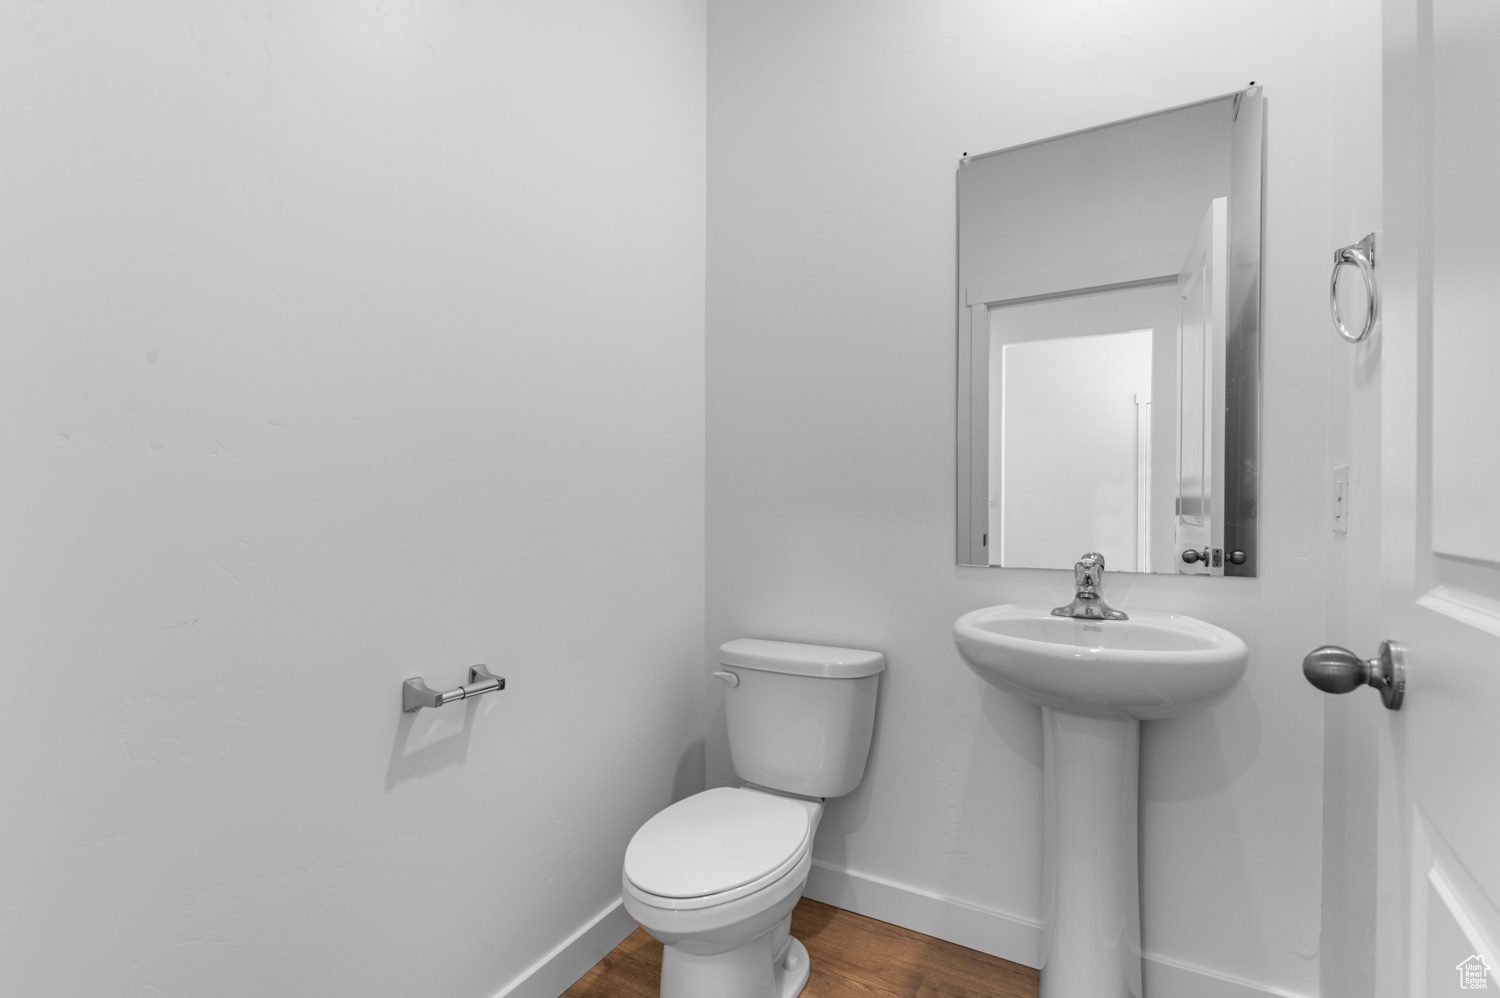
[659,926,809,998]
[776,938,810,998]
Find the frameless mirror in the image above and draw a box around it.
[957,87,1264,576]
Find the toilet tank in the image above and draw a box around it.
[719,638,884,798]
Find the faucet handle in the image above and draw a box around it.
[1075,552,1105,589]
[1053,552,1127,620]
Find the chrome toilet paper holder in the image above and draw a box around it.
[403,665,506,713]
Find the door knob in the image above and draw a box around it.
[1181,548,1210,565]
[1302,640,1405,710]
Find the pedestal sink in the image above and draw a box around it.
[953,603,1248,998]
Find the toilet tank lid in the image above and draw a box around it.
[719,638,886,678]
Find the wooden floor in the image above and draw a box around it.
[562,898,1039,998]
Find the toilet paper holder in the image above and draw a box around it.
[403,665,506,713]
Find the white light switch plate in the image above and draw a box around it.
[1331,464,1349,533]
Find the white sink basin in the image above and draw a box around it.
[954,602,1249,996]
[953,603,1249,720]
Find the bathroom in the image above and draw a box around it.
[4,1,1497,997]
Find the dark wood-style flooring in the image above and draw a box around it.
[563,897,1039,998]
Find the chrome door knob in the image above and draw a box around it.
[1181,548,1210,565]
[1302,640,1405,710]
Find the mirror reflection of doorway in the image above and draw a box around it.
[998,330,1152,571]
[979,197,1230,575]
[986,282,1180,570]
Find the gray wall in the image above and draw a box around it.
[0,3,706,995]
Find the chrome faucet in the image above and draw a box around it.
[1051,552,1128,621]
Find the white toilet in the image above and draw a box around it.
[621,638,885,998]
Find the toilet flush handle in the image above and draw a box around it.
[712,670,740,688]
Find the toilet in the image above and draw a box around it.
[621,638,885,998]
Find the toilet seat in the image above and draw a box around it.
[624,788,812,912]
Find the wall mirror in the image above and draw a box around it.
[957,87,1265,576]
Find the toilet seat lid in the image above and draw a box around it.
[624,788,811,899]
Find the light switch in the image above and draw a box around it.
[1331,464,1349,533]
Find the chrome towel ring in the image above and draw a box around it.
[1330,233,1379,343]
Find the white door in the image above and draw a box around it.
[1337,0,1500,993]
[1174,198,1227,575]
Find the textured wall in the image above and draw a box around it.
[0,3,705,996]
[706,1,1332,993]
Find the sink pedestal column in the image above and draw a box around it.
[1038,708,1142,998]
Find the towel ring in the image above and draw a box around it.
[1330,233,1379,343]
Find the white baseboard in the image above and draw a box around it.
[493,898,637,998]
[1144,952,1317,998]
[803,860,1042,967]
[804,861,1315,998]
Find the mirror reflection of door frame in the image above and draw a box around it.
[1175,197,1229,576]
[1135,391,1152,573]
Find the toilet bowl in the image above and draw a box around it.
[622,787,821,998]
[621,639,884,998]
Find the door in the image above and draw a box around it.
[1174,198,1227,575]
[1344,0,1500,993]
